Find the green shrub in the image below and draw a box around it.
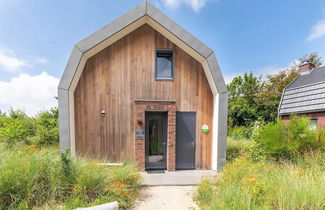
[0,145,140,209]
[34,107,59,145]
[0,119,28,144]
[254,116,325,160]
[8,109,36,137]
[229,126,252,140]
[196,153,325,210]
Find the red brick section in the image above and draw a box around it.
[298,62,315,74]
[134,101,176,171]
[281,111,325,128]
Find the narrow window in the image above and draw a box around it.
[156,49,173,80]
[310,118,317,130]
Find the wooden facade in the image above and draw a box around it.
[74,24,213,169]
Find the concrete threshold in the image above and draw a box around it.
[141,170,218,186]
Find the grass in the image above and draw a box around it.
[0,143,141,209]
[196,139,325,210]
[226,137,253,162]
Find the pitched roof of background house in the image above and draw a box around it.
[279,66,325,115]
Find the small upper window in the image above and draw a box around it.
[156,50,173,80]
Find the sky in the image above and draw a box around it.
[0,0,325,115]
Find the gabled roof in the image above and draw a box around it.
[287,66,325,89]
[279,66,325,115]
[58,1,227,95]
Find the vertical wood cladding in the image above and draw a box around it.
[74,24,213,169]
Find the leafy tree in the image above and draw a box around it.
[228,72,261,127]
[299,52,322,67]
[256,69,299,122]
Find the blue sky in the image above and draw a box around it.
[0,0,325,115]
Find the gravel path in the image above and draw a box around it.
[132,186,199,210]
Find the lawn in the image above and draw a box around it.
[0,144,141,209]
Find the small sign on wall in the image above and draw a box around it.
[202,124,209,133]
[135,129,145,138]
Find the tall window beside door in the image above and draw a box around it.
[155,49,174,80]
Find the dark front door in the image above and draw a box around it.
[176,112,196,170]
[145,112,167,170]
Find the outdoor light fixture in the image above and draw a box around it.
[101,110,107,117]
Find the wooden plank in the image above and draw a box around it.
[74,24,213,168]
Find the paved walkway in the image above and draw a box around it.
[132,186,199,210]
[141,170,217,186]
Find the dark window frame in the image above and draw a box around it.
[155,49,174,81]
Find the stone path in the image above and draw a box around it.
[132,186,199,210]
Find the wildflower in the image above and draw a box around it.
[112,179,117,182]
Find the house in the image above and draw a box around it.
[58,2,228,172]
[279,62,325,128]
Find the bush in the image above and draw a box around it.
[0,119,28,144]
[0,145,140,209]
[253,116,325,160]
[229,126,252,140]
[34,107,59,145]
[196,153,325,210]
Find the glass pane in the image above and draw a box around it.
[148,117,164,163]
[156,54,172,79]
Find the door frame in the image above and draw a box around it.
[145,111,168,170]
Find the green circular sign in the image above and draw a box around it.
[202,124,209,133]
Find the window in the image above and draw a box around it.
[156,49,173,80]
[310,118,318,130]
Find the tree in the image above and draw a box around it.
[256,69,299,122]
[299,52,322,68]
[228,72,262,127]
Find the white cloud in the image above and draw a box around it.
[34,57,48,64]
[0,72,59,116]
[161,0,211,13]
[0,49,32,72]
[307,18,325,41]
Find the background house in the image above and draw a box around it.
[279,62,325,128]
[58,2,228,171]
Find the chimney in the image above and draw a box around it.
[298,62,315,74]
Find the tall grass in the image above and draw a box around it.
[0,144,140,209]
[196,152,325,210]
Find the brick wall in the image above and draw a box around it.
[281,111,325,128]
[134,101,176,171]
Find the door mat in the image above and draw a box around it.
[146,170,165,174]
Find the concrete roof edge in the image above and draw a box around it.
[58,1,226,93]
[146,2,213,58]
[206,52,227,94]
[58,46,83,90]
[76,1,147,52]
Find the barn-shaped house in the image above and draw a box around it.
[279,62,325,128]
[58,2,228,171]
